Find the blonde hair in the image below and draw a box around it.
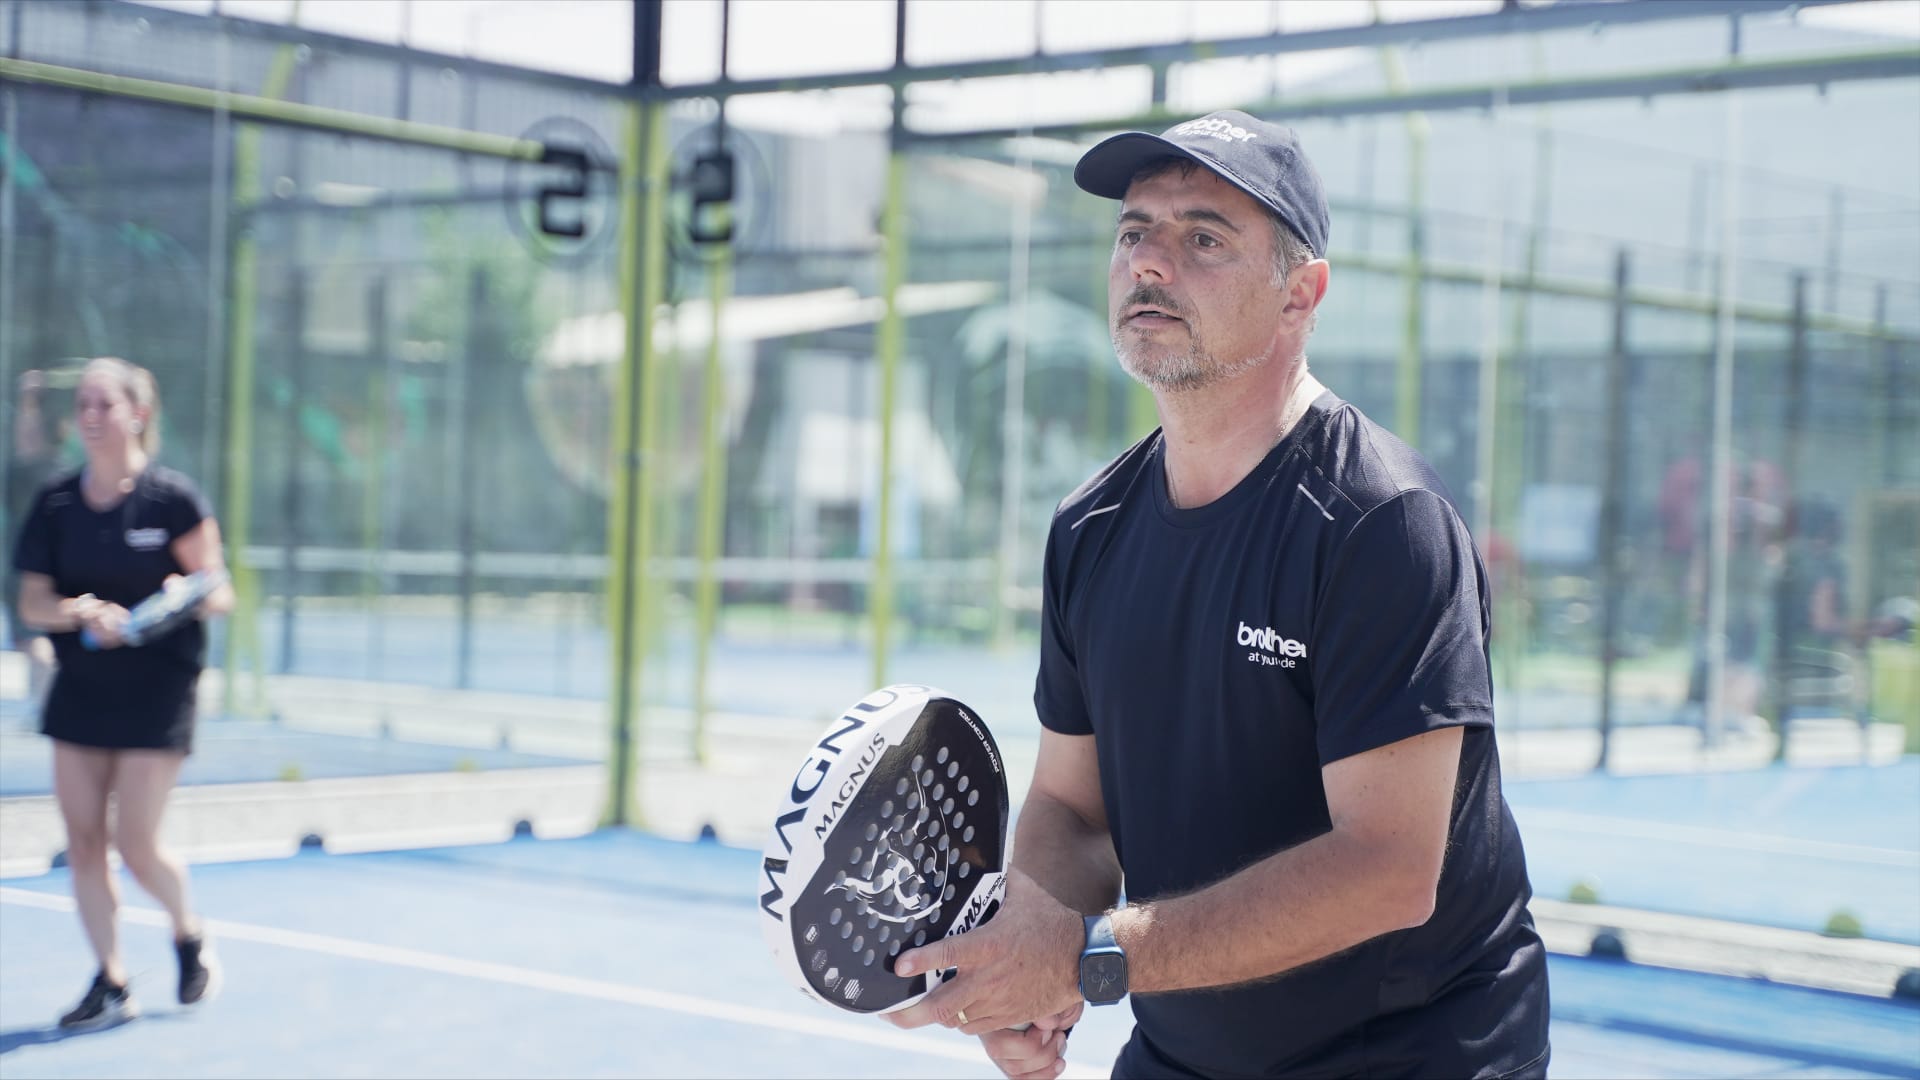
[81,356,162,455]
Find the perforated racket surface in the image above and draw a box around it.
[83,568,227,650]
[761,684,1011,1014]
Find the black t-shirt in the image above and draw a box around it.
[11,467,214,725]
[1035,392,1549,1079]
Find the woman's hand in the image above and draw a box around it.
[74,595,130,648]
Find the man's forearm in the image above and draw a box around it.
[1010,793,1122,915]
[1115,828,1435,994]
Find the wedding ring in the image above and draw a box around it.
[957,1009,969,1025]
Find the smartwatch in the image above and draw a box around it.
[1078,913,1128,1005]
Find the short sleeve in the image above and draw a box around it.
[1034,516,1093,736]
[1310,488,1493,766]
[11,483,58,577]
[159,470,213,539]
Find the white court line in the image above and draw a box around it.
[1517,810,1920,868]
[0,887,1104,1078]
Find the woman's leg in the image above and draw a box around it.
[112,749,196,938]
[51,741,124,983]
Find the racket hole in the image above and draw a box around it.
[958,862,971,879]
[913,931,927,946]
[953,811,966,828]
[895,778,909,796]
[907,793,920,810]
[876,923,888,939]
[913,842,925,860]
[967,790,979,807]
[932,783,945,801]
[864,823,878,841]
[936,834,950,851]
[939,746,952,764]
[963,825,975,842]
[863,948,876,967]
[911,755,924,773]
[957,776,970,792]
[943,885,956,901]
[880,799,894,818]
[829,908,843,925]
[852,935,865,952]
[922,858,936,874]
[920,769,935,786]
[840,922,853,939]
[889,940,903,956]
[942,798,955,814]
[946,761,959,779]
[867,912,879,929]
[849,846,863,864]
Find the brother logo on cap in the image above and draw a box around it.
[1166,117,1259,144]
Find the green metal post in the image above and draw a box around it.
[362,276,391,680]
[1493,39,1551,724]
[605,100,669,828]
[692,239,732,766]
[221,31,302,718]
[872,109,908,690]
[1370,5,1429,446]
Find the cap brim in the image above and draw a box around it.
[1073,132,1200,199]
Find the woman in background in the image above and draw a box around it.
[10,357,233,1029]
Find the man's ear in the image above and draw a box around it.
[1284,260,1330,328]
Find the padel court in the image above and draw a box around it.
[1,829,1915,1080]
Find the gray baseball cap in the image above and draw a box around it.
[1074,109,1330,258]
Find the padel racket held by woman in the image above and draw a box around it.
[81,567,228,650]
[761,684,1012,1015]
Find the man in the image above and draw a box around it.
[884,110,1551,1079]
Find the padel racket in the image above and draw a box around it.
[761,684,1011,1015]
[82,568,228,650]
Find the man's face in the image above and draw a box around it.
[1109,165,1287,392]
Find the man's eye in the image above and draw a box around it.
[1118,231,1141,246]
[1193,233,1220,248]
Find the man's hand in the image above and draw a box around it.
[982,1003,1082,1080]
[882,868,1084,1036]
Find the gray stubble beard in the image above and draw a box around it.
[1113,326,1266,393]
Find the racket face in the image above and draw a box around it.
[760,684,1010,1014]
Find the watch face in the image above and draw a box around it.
[1081,952,1128,1003]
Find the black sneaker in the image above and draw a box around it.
[176,934,221,1005]
[58,972,138,1030]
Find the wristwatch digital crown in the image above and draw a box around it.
[1079,913,1128,1005]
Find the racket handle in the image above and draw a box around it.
[80,628,100,651]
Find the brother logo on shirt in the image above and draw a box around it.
[125,527,169,550]
[1238,621,1306,668]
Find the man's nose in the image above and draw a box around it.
[1127,233,1174,283]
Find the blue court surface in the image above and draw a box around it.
[1508,761,1920,944]
[2,830,1916,1080]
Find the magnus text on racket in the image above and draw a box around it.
[759,683,936,922]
